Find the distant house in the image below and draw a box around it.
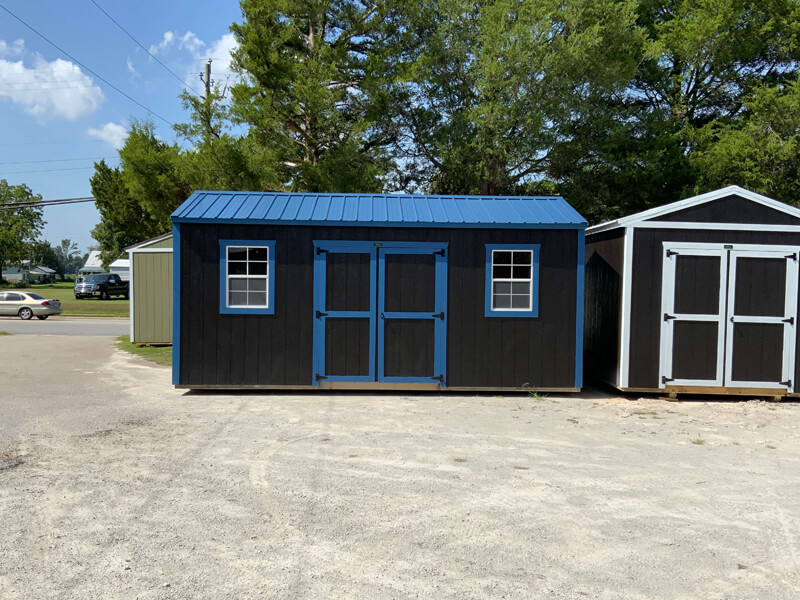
[79,251,106,276]
[2,260,30,283]
[29,265,56,284]
[109,258,130,282]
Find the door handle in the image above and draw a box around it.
[380,312,384,319]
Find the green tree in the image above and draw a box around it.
[374,0,644,195]
[694,78,800,203]
[175,85,280,191]
[556,0,800,222]
[0,180,44,276]
[55,239,82,279]
[91,121,190,267]
[229,0,392,192]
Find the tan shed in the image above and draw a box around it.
[126,233,173,344]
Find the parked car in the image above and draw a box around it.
[0,291,62,320]
[74,273,129,300]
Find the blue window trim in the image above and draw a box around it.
[219,239,276,315]
[484,243,540,318]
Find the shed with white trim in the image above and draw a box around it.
[585,185,800,397]
[126,232,173,344]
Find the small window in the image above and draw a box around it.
[219,240,276,315]
[485,244,539,317]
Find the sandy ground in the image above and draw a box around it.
[1,336,800,599]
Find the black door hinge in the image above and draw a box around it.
[432,312,445,320]
[316,247,328,255]
[783,317,794,325]
[666,249,679,257]
[786,253,797,261]
[434,249,446,257]
[781,379,792,387]
[316,310,328,318]
[662,375,674,384]
[431,374,444,382]
[315,373,328,381]
[664,313,676,322]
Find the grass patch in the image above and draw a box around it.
[690,437,706,446]
[527,391,549,401]
[0,285,128,318]
[116,335,172,366]
[0,330,10,335]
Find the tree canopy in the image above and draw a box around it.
[0,180,44,275]
[87,0,800,258]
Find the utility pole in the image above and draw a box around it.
[201,59,212,99]
[205,59,212,98]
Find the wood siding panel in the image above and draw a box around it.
[652,195,800,225]
[179,225,579,389]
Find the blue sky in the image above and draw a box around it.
[0,0,242,252]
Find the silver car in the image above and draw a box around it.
[0,291,63,320]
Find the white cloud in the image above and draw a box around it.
[149,31,175,55]
[149,31,203,55]
[126,57,136,75]
[0,42,105,120]
[0,39,24,58]
[87,122,127,150]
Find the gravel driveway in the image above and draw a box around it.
[1,335,800,599]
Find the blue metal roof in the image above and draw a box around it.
[171,191,586,228]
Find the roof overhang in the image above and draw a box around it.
[587,185,800,234]
[124,231,173,252]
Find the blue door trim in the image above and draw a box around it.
[312,240,378,385]
[377,244,448,385]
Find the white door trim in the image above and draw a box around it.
[724,247,799,392]
[659,244,728,389]
[618,227,633,388]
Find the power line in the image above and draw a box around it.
[0,165,115,175]
[0,196,96,210]
[0,156,115,165]
[0,139,126,147]
[88,0,204,97]
[0,2,174,126]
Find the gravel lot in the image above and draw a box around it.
[2,335,800,599]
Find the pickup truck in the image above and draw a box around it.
[74,273,129,300]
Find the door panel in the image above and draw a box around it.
[671,321,719,381]
[326,252,371,312]
[733,257,786,317]
[325,318,371,377]
[730,323,784,383]
[725,250,798,390]
[384,254,436,313]
[383,319,435,378]
[660,248,727,387]
[674,255,721,315]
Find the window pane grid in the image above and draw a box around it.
[492,249,533,311]
[227,246,269,308]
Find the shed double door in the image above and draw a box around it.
[659,243,799,392]
[312,241,447,386]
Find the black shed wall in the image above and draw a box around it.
[628,228,800,389]
[178,224,579,389]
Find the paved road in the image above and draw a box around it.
[0,316,128,336]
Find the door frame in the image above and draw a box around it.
[724,245,799,392]
[312,240,448,387]
[659,243,729,389]
[377,243,448,384]
[658,242,800,392]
